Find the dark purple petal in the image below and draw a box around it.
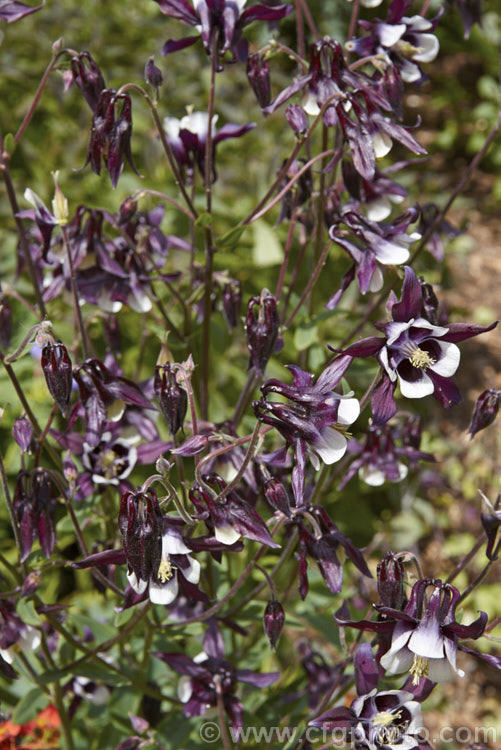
[0,0,44,22]
[442,320,498,343]
[458,644,501,670]
[235,669,279,687]
[391,266,423,322]
[426,370,462,409]
[371,375,397,425]
[334,602,396,633]
[73,548,126,568]
[310,706,356,730]
[354,642,379,695]
[316,354,353,391]
[203,619,225,660]
[154,0,198,23]
[213,122,256,144]
[161,35,199,54]
[337,107,375,181]
[401,675,436,701]
[335,337,385,358]
[325,265,356,310]
[337,531,372,578]
[154,651,211,679]
[239,2,292,26]
[445,611,487,640]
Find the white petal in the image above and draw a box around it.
[162,529,191,555]
[149,573,179,605]
[426,657,457,682]
[373,131,392,159]
[386,320,414,346]
[400,59,421,83]
[128,289,152,313]
[366,197,392,222]
[163,117,181,140]
[414,34,439,62]
[178,676,193,703]
[214,524,241,545]
[183,556,201,584]
[359,466,386,486]
[378,22,407,47]
[97,289,122,313]
[107,399,125,422]
[302,90,320,116]
[398,372,434,399]
[403,15,432,31]
[369,265,384,292]
[313,427,347,465]
[360,0,383,7]
[127,571,148,594]
[413,318,449,336]
[429,341,460,377]
[379,346,397,382]
[380,645,414,674]
[0,647,13,664]
[337,397,360,426]
[374,238,410,265]
[193,651,209,663]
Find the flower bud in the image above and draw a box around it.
[263,599,285,650]
[246,53,271,108]
[285,105,307,136]
[222,280,241,332]
[41,342,73,417]
[401,415,423,450]
[264,478,291,518]
[377,552,405,610]
[70,51,106,113]
[468,389,500,439]
[479,490,501,561]
[145,56,163,92]
[51,171,69,225]
[22,571,42,597]
[419,274,439,325]
[154,364,188,435]
[246,290,280,374]
[12,417,33,453]
[118,488,163,585]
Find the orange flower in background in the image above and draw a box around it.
[0,705,60,750]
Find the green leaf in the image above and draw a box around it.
[252,219,283,267]
[16,598,40,627]
[194,212,212,229]
[218,224,247,249]
[71,662,129,687]
[11,687,49,724]
[294,321,319,351]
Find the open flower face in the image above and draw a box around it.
[380,317,461,400]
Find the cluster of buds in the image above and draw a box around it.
[85,90,139,188]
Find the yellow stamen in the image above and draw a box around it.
[373,710,402,727]
[157,557,176,583]
[409,348,436,370]
[410,654,429,685]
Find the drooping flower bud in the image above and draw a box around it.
[118,488,163,586]
[468,389,500,439]
[285,104,307,136]
[246,53,271,108]
[12,417,33,453]
[154,364,188,435]
[263,599,285,650]
[144,56,163,94]
[246,290,280,374]
[419,275,440,325]
[221,279,241,332]
[14,470,57,561]
[41,342,73,417]
[264,478,291,518]
[479,490,501,561]
[377,552,405,610]
[401,415,424,451]
[70,51,106,113]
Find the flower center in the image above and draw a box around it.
[373,710,401,727]
[409,654,429,685]
[409,347,436,370]
[99,449,119,479]
[157,556,175,583]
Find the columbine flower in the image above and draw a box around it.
[14,469,57,561]
[0,600,41,668]
[163,110,255,184]
[81,430,138,487]
[155,620,278,730]
[153,0,292,63]
[338,421,434,489]
[254,356,359,469]
[327,208,421,299]
[67,51,107,113]
[246,289,281,374]
[0,1,44,23]
[338,266,497,424]
[118,488,200,605]
[348,0,441,84]
[312,688,428,750]
[41,341,73,417]
[468,389,500,439]
[478,490,501,561]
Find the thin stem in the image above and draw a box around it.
[295,0,305,61]
[33,402,58,467]
[0,153,47,316]
[232,369,259,428]
[457,538,501,604]
[200,31,219,421]
[52,681,75,750]
[348,0,361,41]
[215,421,261,503]
[118,83,197,217]
[0,448,26,573]
[445,532,486,584]
[14,54,60,145]
[60,224,90,359]
[247,150,335,225]
[132,188,195,220]
[297,0,319,39]
[215,676,233,750]
[283,238,331,328]
[275,197,298,302]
